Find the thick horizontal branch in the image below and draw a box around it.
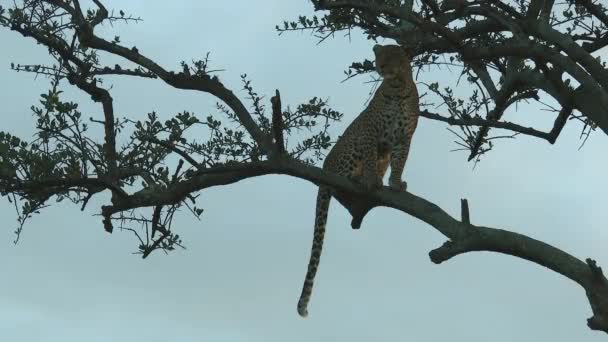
[121,157,608,329]
[99,156,608,328]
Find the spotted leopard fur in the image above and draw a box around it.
[297,44,420,317]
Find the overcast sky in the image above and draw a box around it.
[1,1,608,341]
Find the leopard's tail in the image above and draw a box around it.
[297,186,331,317]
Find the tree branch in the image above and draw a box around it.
[65,73,118,177]
[99,156,608,333]
[312,0,608,137]
[71,23,276,156]
[271,89,286,155]
[4,0,608,334]
[574,0,608,27]
[419,110,555,142]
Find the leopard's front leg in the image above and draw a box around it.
[360,135,383,191]
[389,110,418,191]
[388,142,408,191]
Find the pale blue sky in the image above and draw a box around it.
[1,1,607,341]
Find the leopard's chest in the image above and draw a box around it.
[373,96,410,143]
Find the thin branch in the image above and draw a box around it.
[143,137,203,171]
[460,198,470,225]
[271,89,286,155]
[419,109,555,142]
[71,23,276,155]
[574,0,608,27]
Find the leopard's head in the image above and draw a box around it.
[373,44,413,82]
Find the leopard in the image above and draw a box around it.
[297,44,420,317]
